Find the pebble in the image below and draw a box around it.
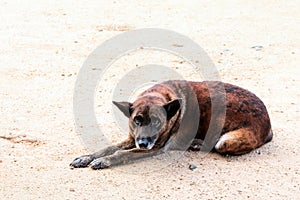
[251,45,263,51]
[189,164,197,171]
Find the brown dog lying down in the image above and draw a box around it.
[70,80,272,170]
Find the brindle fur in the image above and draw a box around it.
[70,80,272,169]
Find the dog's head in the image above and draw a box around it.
[113,97,182,150]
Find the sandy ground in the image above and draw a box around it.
[1,1,299,199]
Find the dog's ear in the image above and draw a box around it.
[112,101,133,118]
[163,98,182,120]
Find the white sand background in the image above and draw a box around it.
[1,0,299,199]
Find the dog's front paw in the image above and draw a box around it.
[89,158,111,170]
[70,155,94,168]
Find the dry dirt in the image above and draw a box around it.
[1,1,299,199]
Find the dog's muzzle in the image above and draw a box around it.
[136,136,157,150]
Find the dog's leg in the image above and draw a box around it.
[89,148,161,170]
[188,139,204,151]
[214,128,262,155]
[188,138,219,152]
[70,137,135,168]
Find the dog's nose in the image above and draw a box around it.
[138,138,149,149]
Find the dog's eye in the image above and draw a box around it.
[133,115,143,126]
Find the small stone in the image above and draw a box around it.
[251,45,263,51]
[172,44,183,47]
[69,188,75,192]
[190,182,196,186]
[189,164,197,171]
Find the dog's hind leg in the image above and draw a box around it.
[214,128,263,155]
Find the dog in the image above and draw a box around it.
[70,80,272,169]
